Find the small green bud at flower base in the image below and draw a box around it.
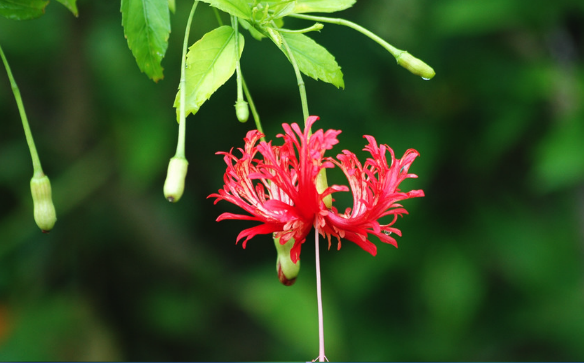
[315,169,332,209]
[30,174,57,233]
[396,51,436,80]
[163,156,189,203]
[235,100,249,123]
[274,235,300,286]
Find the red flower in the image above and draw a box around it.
[209,116,423,263]
[321,136,424,256]
[208,116,341,263]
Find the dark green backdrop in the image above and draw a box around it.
[1,0,584,361]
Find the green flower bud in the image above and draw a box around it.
[30,174,57,233]
[274,235,300,286]
[396,51,435,80]
[235,100,249,123]
[163,156,189,203]
[316,169,332,209]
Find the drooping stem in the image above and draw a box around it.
[241,76,265,142]
[280,33,310,125]
[231,15,244,103]
[289,13,402,59]
[288,13,435,80]
[175,0,198,158]
[314,227,327,362]
[0,44,44,177]
[213,7,223,26]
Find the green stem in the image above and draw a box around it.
[278,23,323,34]
[231,15,244,103]
[0,44,44,177]
[175,0,199,158]
[241,76,265,142]
[213,7,224,26]
[279,31,310,125]
[289,13,404,59]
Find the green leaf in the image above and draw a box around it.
[280,32,344,88]
[121,0,171,82]
[262,0,296,19]
[0,0,49,20]
[174,26,245,119]
[293,0,355,13]
[198,0,251,19]
[168,0,175,13]
[55,0,77,16]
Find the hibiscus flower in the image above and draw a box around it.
[209,116,423,269]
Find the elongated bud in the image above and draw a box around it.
[396,51,435,80]
[163,156,189,203]
[235,100,249,123]
[316,169,332,209]
[274,235,300,286]
[30,174,57,233]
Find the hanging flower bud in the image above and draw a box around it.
[396,51,435,80]
[163,156,189,202]
[235,100,249,123]
[274,235,300,286]
[30,174,57,233]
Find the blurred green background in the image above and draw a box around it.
[1,0,584,361]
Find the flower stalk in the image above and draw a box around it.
[279,31,310,123]
[314,227,326,362]
[289,13,435,80]
[164,0,198,202]
[232,15,249,123]
[241,76,265,142]
[1,43,57,232]
[210,117,424,362]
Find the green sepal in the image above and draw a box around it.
[396,51,436,80]
[274,235,300,286]
[235,100,249,123]
[316,168,332,208]
[30,174,57,232]
[163,156,189,203]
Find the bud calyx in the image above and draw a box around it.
[274,235,300,286]
[164,156,189,202]
[30,174,57,233]
[396,51,435,80]
[235,100,249,123]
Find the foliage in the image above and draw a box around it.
[173,25,244,118]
